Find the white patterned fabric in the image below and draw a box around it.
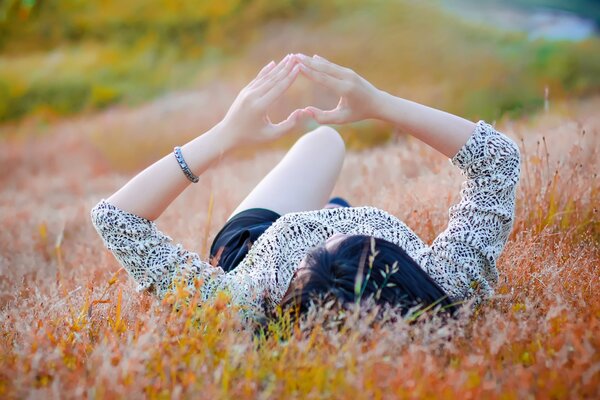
[91,120,521,319]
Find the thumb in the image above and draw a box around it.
[271,109,313,137]
[304,106,344,125]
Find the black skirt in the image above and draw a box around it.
[209,208,281,272]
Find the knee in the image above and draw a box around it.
[298,126,346,158]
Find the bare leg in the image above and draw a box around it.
[229,126,346,219]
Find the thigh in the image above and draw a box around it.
[229,126,346,219]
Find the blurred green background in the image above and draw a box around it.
[0,0,599,126]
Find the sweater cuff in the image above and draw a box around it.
[450,120,494,171]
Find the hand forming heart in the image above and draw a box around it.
[297,54,383,125]
[217,53,384,146]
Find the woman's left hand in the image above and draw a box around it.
[218,54,314,146]
[296,54,384,125]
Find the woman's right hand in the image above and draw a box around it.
[296,54,384,124]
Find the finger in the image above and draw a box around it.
[250,54,292,89]
[313,54,354,78]
[304,106,346,125]
[270,109,313,138]
[296,53,349,80]
[246,60,276,88]
[254,60,276,81]
[254,55,297,96]
[298,63,349,94]
[257,64,301,107]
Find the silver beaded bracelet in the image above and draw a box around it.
[173,146,199,183]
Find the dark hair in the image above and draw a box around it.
[279,235,457,318]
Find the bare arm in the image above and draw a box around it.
[107,126,233,221]
[297,54,475,158]
[371,94,476,158]
[108,54,311,220]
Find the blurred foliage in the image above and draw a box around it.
[0,0,599,124]
[0,0,331,122]
[489,0,600,26]
[0,0,327,51]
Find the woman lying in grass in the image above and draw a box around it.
[91,54,521,322]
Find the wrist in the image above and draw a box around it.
[370,89,396,122]
[206,120,240,153]
[180,122,238,174]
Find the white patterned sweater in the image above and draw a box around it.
[91,121,521,318]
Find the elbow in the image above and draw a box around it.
[504,136,522,184]
[495,133,521,186]
[505,135,521,163]
[90,199,118,237]
[90,200,105,232]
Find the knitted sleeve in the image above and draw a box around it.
[90,199,224,299]
[416,120,521,302]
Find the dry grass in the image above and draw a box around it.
[0,94,598,398]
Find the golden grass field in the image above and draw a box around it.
[0,88,598,398]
